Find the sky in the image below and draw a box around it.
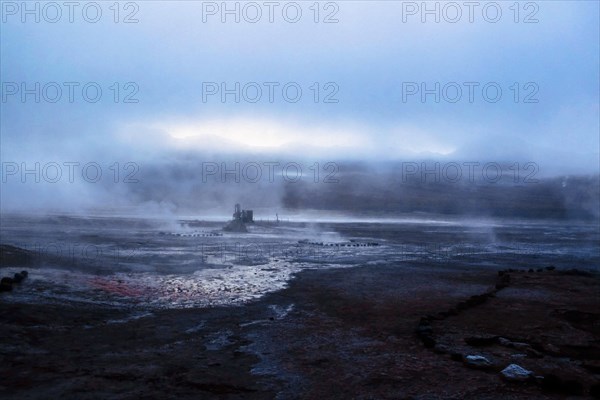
[1,0,599,213]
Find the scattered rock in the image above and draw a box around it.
[416,325,433,335]
[13,272,25,283]
[541,343,561,356]
[0,282,12,292]
[495,274,511,290]
[511,342,531,350]
[500,364,533,382]
[465,335,498,347]
[464,355,493,370]
[465,294,489,307]
[433,344,449,354]
[420,336,436,348]
[560,268,593,277]
[546,266,556,271]
[1,277,14,285]
[525,348,543,358]
[590,382,600,398]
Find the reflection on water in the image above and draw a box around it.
[1,214,598,309]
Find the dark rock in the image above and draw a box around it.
[1,277,14,285]
[536,268,543,272]
[528,269,534,273]
[525,348,543,358]
[20,270,28,277]
[420,335,436,348]
[546,265,556,271]
[465,294,488,307]
[590,383,600,398]
[13,273,24,283]
[541,343,561,356]
[560,268,593,277]
[416,325,433,335]
[433,345,449,354]
[465,336,499,347]
[496,281,509,290]
[450,352,463,362]
[0,282,12,292]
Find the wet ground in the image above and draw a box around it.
[0,215,599,398]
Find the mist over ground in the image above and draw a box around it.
[2,155,598,221]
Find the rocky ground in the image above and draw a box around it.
[1,249,599,399]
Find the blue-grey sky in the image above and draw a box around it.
[1,1,599,212]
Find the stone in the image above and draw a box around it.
[420,335,436,348]
[590,383,600,399]
[525,348,543,358]
[0,282,12,292]
[464,355,493,369]
[1,277,14,285]
[560,268,593,277]
[416,325,433,335]
[495,274,511,290]
[465,336,498,347]
[465,294,488,307]
[500,364,533,381]
[13,273,24,283]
